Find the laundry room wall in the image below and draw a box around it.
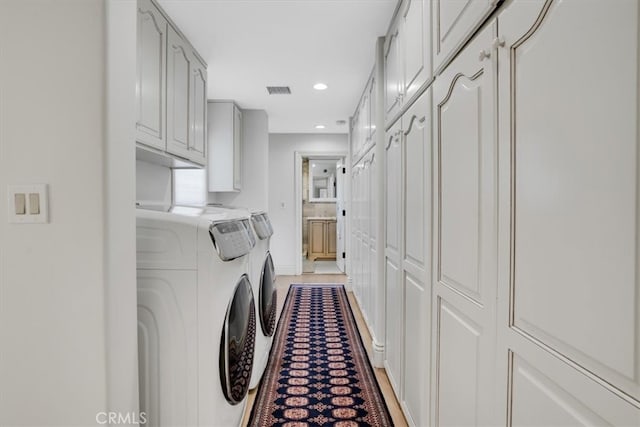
[0,0,138,425]
[268,133,348,274]
[209,109,269,211]
[136,160,172,205]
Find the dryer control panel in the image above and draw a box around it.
[251,213,273,240]
[209,220,255,261]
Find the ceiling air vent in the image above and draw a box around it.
[266,86,291,95]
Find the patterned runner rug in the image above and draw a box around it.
[248,284,393,427]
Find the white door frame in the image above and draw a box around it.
[335,159,346,272]
[294,150,349,275]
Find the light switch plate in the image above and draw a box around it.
[8,184,49,223]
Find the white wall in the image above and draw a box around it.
[268,133,348,274]
[209,109,269,211]
[106,0,139,420]
[0,1,138,425]
[136,160,172,205]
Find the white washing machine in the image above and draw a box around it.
[247,211,276,389]
[207,205,276,389]
[136,205,256,427]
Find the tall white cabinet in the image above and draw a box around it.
[432,18,498,427]
[430,0,640,425]
[355,0,640,425]
[495,0,640,423]
[384,89,432,427]
[350,38,387,368]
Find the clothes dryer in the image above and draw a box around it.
[136,205,256,427]
[207,205,276,389]
[246,211,276,389]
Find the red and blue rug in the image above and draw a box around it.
[248,284,393,427]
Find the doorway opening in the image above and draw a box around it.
[295,153,347,275]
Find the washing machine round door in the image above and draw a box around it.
[220,274,256,405]
[259,252,276,336]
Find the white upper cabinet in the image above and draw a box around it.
[351,69,379,166]
[433,0,497,74]
[136,0,167,150]
[208,101,242,192]
[136,0,207,166]
[384,0,432,126]
[166,25,192,160]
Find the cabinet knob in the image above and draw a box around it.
[479,49,491,61]
[492,37,506,49]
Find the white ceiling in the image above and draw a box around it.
[158,0,398,134]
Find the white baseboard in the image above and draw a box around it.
[371,340,385,368]
[345,275,353,291]
[275,264,296,276]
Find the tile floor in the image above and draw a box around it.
[241,274,408,427]
[312,260,343,274]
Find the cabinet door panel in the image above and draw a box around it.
[384,21,403,123]
[432,20,498,427]
[385,258,403,396]
[310,221,325,255]
[327,221,337,255]
[362,91,371,152]
[403,90,430,271]
[385,125,402,254]
[369,76,377,140]
[403,0,431,103]
[498,0,640,403]
[509,352,639,426]
[189,56,206,164]
[136,0,166,150]
[435,298,481,427]
[433,0,495,73]
[403,273,429,427]
[351,111,361,163]
[435,23,496,307]
[166,26,191,159]
[369,152,377,243]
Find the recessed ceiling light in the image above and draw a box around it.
[313,83,328,91]
[315,125,326,129]
[312,164,316,168]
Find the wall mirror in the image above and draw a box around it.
[308,158,339,202]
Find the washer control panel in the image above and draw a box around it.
[209,220,254,261]
[240,219,256,247]
[251,213,273,240]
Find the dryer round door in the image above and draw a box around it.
[259,252,277,336]
[220,274,256,405]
